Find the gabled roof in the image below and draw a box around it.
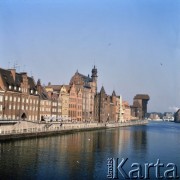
[28,77,36,91]
[112,90,116,96]
[38,85,49,100]
[0,68,37,92]
[46,84,71,93]
[46,85,63,92]
[100,86,106,94]
[63,85,71,92]
[76,72,92,83]
[0,68,16,86]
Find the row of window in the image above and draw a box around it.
[52,108,57,113]
[40,101,51,106]
[5,96,38,104]
[52,102,58,106]
[8,85,38,95]
[8,105,38,111]
[40,107,51,112]
[68,111,82,117]
[28,115,38,120]
[9,85,21,91]
[3,115,38,121]
[69,111,76,117]
[69,104,76,108]
[77,112,82,116]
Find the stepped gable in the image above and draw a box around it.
[70,71,92,88]
[76,71,93,83]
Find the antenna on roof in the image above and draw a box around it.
[13,61,20,72]
[8,61,10,69]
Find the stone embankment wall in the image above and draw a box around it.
[0,120,148,141]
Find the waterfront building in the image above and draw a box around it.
[68,84,77,121]
[163,112,174,121]
[0,66,150,123]
[122,101,131,121]
[76,88,83,121]
[112,91,119,122]
[68,84,82,121]
[50,92,61,120]
[131,94,150,119]
[58,85,69,120]
[94,86,119,122]
[69,66,97,121]
[149,113,161,120]
[45,85,69,121]
[46,83,83,121]
[37,79,53,121]
[115,95,121,122]
[118,96,124,122]
[0,68,39,122]
[45,84,62,120]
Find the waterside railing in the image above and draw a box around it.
[0,120,148,136]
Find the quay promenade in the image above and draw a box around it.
[0,120,148,141]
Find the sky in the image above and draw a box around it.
[0,0,180,113]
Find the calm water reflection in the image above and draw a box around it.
[0,122,180,179]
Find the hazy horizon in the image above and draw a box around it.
[0,0,180,113]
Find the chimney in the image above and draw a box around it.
[9,69,16,81]
[37,79,42,94]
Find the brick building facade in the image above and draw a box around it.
[122,101,131,121]
[0,68,39,122]
[94,86,120,123]
[0,67,150,122]
[69,66,97,121]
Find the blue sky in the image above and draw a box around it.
[0,0,180,112]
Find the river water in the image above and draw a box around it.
[0,121,180,179]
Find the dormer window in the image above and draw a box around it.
[14,86,17,90]
[9,85,12,90]
[31,90,34,94]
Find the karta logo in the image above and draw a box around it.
[107,158,179,179]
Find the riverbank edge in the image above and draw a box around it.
[0,120,148,141]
